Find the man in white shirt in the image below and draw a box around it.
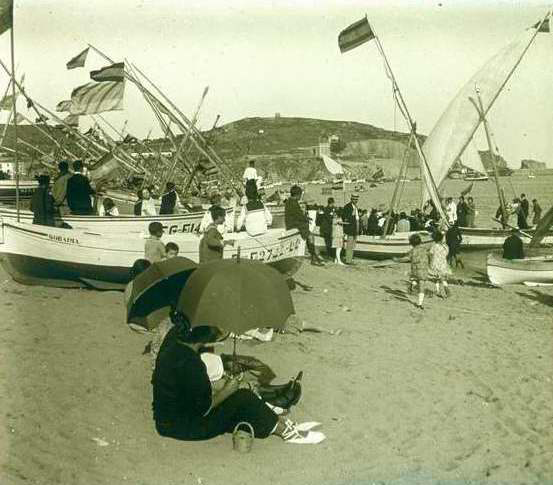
[242,160,258,185]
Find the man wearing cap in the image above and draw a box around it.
[342,193,360,264]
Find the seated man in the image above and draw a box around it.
[502,229,524,260]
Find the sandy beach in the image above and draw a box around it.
[1,249,552,485]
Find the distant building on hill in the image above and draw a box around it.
[520,159,546,170]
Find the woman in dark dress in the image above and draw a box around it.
[151,313,324,444]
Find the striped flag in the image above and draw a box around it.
[66,47,89,70]
[55,100,73,112]
[90,62,125,82]
[0,0,13,36]
[338,17,375,53]
[70,81,125,115]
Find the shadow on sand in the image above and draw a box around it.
[516,290,553,308]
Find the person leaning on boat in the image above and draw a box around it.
[66,160,96,215]
[502,229,524,260]
[160,182,181,215]
[134,188,158,217]
[30,175,55,227]
[236,180,272,237]
[51,161,72,217]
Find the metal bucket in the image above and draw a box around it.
[232,421,254,453]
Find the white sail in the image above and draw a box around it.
[422,27,540,202]
[459,141,483,174]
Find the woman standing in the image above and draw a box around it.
[466,197,476,228]
[332,211,345,265]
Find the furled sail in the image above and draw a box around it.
[422,26,541,203]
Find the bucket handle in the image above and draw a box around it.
[233,421,255,438]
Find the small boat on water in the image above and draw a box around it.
[0,222,305,289]
[0,180,38,203]
[486,252,553,286]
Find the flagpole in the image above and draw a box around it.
[0,76,13,146]
[9,16,19,221]
[366,16,446,221]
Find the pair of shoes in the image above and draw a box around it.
[285,419,322,432]
[415,304,424,310]
[311,259,324,267]
[280,420,326,444]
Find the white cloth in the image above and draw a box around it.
[243,167,258,181]
[237,204,273,236]
[98,204,120,216]
[141,198,157,216]
[200,353,224,382]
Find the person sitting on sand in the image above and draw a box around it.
[502,228,524,260]
[145,222,166,263]
[30,175,55,227]
[236,180,272,236]
[199,206,235,264]
[152,312,325,444]
[408,233,428,310]
[427,231,451,299]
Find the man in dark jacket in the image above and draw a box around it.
[520,193,530,220]
[160,182,178,215]
[30,175,55,226]
[502,229,524,260]
[66,160,95,215]
[284,185,323,266]
[341,193,360,264]
[318,197,335,259]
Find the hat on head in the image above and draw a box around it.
[351,193,359,200]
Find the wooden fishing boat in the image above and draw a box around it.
[486,252,553,286]
[0,206,223,235]
[0,221,305,289]
[459,226,553,250]
[314,231,432,260]
[0,180,38,203]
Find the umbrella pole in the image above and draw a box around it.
[232,335,237,374]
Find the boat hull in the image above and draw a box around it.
[486,252,553,286]
[0,180,39,202]
[314,231,431,260]
[460,226,553,250]
[0,222,305,289]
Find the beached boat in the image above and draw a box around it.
[0,180,38,203]
[486,252,553,286]
[0,206,223,235]
[460,226,553,250]
[0,221,305,289]
[314,231,432,260]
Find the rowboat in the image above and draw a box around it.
[0,206,223,235]
[486,252,553,286]
[0,221,305,289]
[0,180,38,203]
[460,226,553,250]
[314,231,432,260]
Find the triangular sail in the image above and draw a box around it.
[422,27,540,203]
[529,206,553,248]
[459,141,484,175]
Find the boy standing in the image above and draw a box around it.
[145,222,166,263]
[199,206,234,263]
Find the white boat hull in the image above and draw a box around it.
[460,226,553,250]
[486,252,553,286]
[0,222,305,289]
[314,231,431,260]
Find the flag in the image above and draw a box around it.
[0,0,13,36]
[70,80,125,115]
[64,114,79,127]
[66,47,89,70]
[533,18,550,33]
[90,62,125,82]
[55,100,73,112]
[338,17,375,53]
[89,152,120,182]
[321,154,344,175]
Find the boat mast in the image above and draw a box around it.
[471,88,508,226]
[9,6,18,221]
[368,17,447,222]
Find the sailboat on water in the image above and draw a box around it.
[422,12,553,249]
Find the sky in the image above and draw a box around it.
[0,0,552,167]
